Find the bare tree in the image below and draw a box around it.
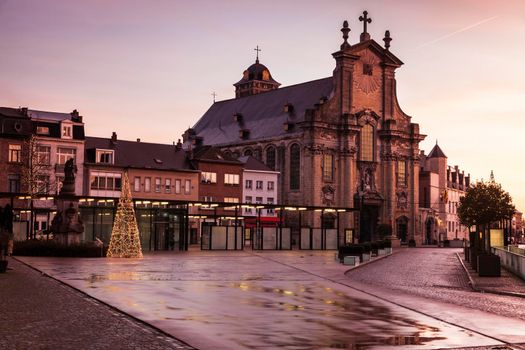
[20,135,57,239]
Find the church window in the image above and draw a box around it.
[397,160,407,187]
[360,124,374,161]
[323,154,334,181]
[266,146,276,170]
[290,144,300,190]
[254,148,262,160]
[243,149,253,157]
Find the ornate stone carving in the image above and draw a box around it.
[306,144,323,155]
[321,184,335,206]
[396,191,408,210]
[354,51,381,94]
[357,163,376,192]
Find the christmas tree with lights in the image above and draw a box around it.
[107,172,143,258]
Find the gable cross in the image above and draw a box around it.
[211,91,217,103]
[359,11,372,34]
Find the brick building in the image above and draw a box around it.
[83,134,199,250]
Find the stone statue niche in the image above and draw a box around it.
[51,158,85,245]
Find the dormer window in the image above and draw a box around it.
[61,122,72,139]
[96,149,114,164]
[36,126,50,135]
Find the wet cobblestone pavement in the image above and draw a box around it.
[0,258,194,350]
[345,248,525,322]
[15,250,525,349]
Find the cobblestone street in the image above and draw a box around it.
[345,248,525,322]
[0,258,194,350]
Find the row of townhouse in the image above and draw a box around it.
[418,143,471,245]
[0,107,279,243]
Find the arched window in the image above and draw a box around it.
[266,146,276,170]
[289,144,300,190]
[360,123,374,161]
[254,148,262,160]
[243,149,253,157]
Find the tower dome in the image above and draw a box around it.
[234,58,280,98]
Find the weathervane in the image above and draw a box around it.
[359,10,372,42]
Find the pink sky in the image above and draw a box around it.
[1,0,524,210]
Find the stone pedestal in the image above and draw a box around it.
[51,197,84,246]
[387,235,401,248]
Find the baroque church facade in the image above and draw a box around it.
[184,12,426,244]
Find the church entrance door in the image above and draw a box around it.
[359,205,379,243]
[425,218,434,245]
[396,216,409,243]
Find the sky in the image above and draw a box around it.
[1,0,524,210]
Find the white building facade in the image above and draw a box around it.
[239,156,279,217]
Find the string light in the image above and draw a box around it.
[106,172,143,258]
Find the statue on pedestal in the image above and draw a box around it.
[51,158,84,245]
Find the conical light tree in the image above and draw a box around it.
[107,172,143,258]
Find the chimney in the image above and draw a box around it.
[175,139,183,150]
[111,132,117,143]
[137,138,141,142]
[20,107,28,116]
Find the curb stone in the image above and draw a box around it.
[455,252,525,299]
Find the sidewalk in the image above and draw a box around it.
[0,257,194,350]
[456,253,525,298]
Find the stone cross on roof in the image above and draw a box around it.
[359,10,372,42]
[254,45,261,63]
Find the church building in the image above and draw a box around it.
[184,12,426,244]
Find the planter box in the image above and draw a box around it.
[385,247,392,254]
[361,253,371,262]
[0,260,8,273]
[378,249,386,256]
[343,256,359,266]
[477,254,501,277]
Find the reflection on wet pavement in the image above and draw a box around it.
[18,252,498,350]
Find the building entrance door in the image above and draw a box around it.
[153,211,182,251]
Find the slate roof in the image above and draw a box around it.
[190,145,241,164]
[0,107,32,137]
[238,156,276,172]
[428,144,447,158]
[0,107,27,119]
[28,109,73,122]
[192,77,334,146]
[85,136,196,171]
